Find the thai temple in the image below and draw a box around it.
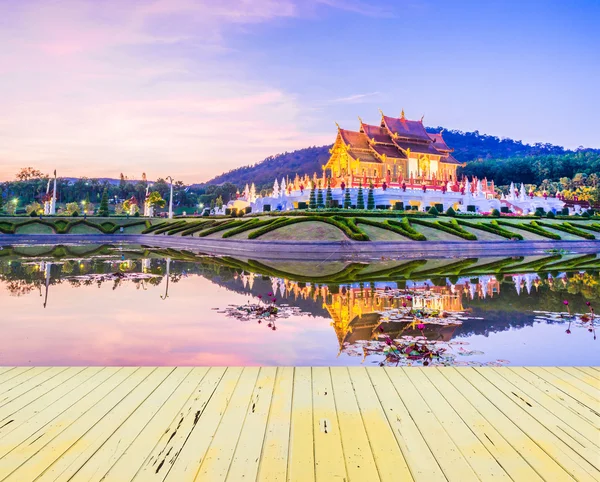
[229,110,567,215]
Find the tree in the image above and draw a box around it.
[356,183,365,209]
[147,191,166,209]
[309,183,317,209]
[26,202,43,215]
[16,167,46,181]
[215,195,224,210]
[317,187,324,208]
[343,187,351,209]
[65,202,80,216]
[98,188,109,216]
[325,179,333,207]
[367,184,375,210]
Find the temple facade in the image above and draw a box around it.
[325,110,462,187]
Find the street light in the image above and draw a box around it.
[166,176,174,219]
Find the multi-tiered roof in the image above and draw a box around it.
[333,110,461,165]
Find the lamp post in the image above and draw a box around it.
[167,176,174,219]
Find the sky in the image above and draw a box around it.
[0,0,598,183]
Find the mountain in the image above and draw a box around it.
[204,127,595,190]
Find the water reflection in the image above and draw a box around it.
[0,244,598,366]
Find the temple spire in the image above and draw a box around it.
[420,115,424,123]
[401,109,405,120]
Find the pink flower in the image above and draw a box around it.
[563,300,569,306]
[417,323,425,331]
[268,292,273,296]
[406,295,413,301]
[272,298,277,302]
[586,301,591,306]
[565,329,571,334]
[402,302,407,308]
[257,295,262,299]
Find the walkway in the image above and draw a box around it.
[0,366,598,481]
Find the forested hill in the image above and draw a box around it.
[204,128,596,190]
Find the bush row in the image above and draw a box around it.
[247,216,370,241]
[221,218,279,238]
[536,221,595,240]
[495,220,561,240]
[196,220,247,237]
[409,218,478,241]
[358,217,427,241]
[0,219,148,235]
[180,221,217,236]
[456,219,523,240]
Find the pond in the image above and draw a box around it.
[0,243,598,367]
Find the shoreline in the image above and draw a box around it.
[2,233,600,260]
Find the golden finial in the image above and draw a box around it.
[401,109,405,119]
[421,115,424,123]
[335,122,340,130]
[358,116,363,124]
[379,108,384,117]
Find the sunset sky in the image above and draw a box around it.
[1,0,598,183]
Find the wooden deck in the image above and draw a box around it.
[0,367,598,481]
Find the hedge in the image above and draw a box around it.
[150,220,187,235]
[180,221,217,236]
[0,218,148,235]
[409,218,478,241]
[221,218,280,238]
[355,218,427,241]
[196,220,247,237]
[495,220,561,240]
[386,218,427,240]
[456,219,523,240]
[247,216,369,241]
[536,221,595,240]
[576,223,600,233]
[260,210,434,219]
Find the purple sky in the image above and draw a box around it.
[1,0,598,183]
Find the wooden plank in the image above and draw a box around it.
[256,367,294,482]
[99,367,211,482]
[347,368,412,482]
[511,367,600,427]
[193,367,260,481]
[330,367,379,481]
[38,367,186,481]
[0,367,139,479]
[227,367,277,481]
[0,367,70,408]
[385,368,479,482]
[403,368,510,480]
[527,367,600,414]
[558,367,600,391]
[0,368,107,440]
[130,367,229,481]
[544,367,599,399]
[440,368,573,481]
[287,367,315,482]
[367,368,445,481]
[159,367,244,481]
[0,367,49,397]
[311,367,346,481]
[423,368,543,481]
[0,368,16,381]
[493,367,600,448]
[0,368,34,389]
[576,367,600,381]
[460,368,600,481]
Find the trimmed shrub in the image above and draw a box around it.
[457,219,523,240]
[445,207,456,217]
[582,211,591,218]
[297,202,307,210]
[71,212,79,217]
[263,204,271,212]
[248,216,369,241]
[356,185,365,209]
[537,221,595,240]
[225,208,232,215]
[29,211,38,217]
[367,187,375,210]
[343,188,351,209]
[197,220,246,237]
[546,211,555,218]
[534,207,545,217]
[562,207,569,216]
[244,206,252,214]
[500,206,510,213]
[317,188,324,208]
[466,205,476,212]
[309,185,317,209]
[375,204,389,210]
[435,203,444,212]
[490,209,500,217]
[357,217,426,241]
[427,206,439,216]
[134,211,140,217]
[496,220,561,240]
[410,218,478,241]
[394,201,404,211]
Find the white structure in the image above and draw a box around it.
[43,171,57,215]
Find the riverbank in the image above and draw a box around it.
[2,233,600,260]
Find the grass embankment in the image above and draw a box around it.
[2,214,600,243]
